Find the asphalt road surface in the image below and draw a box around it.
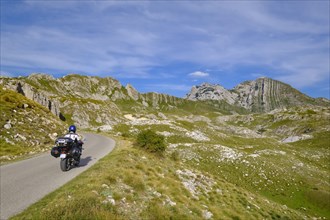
[0,133,115,219]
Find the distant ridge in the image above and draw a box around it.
[0,73,329,130]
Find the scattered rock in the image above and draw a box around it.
[153,191,162,198]
[157,131,173,137]
[202,209,213,219]
[186,131,210,142]
[102,184,110,189]
[214,145,243,162]
[1,155,12,161]
[147,114,157,120]
[102,195,116,205]
[14,133,27,141]
[281,135,313,143]
[124,114,135,121]
[163,195,176,206]
[4,123,11,129]
[49,132,58,140]
[98,125,112,131]
[92,190,99,195]
[5,138,14,145]
[176,169,215,199]
[158,112,167,119]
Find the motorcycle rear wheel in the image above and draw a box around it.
[60,158,70,171]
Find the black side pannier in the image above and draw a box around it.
[51,146,61,158]
[51,137,74,158]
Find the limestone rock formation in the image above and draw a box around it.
[185,83,237,105]
[233,77,320,112]
[185,77,328,112]
[141,92,184,108]
[125,84,139,101]
[1,77,61,118]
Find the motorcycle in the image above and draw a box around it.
[51,137,83,171]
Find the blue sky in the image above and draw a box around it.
[1,0,329,98]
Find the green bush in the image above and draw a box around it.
[135,130,166,154]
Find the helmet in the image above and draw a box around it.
[69,125,76,133]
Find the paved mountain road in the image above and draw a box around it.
[0,133,115,220]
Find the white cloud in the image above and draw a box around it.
[188,71,209,78]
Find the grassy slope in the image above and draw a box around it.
[12,105,330,219]
[12,136,308,220]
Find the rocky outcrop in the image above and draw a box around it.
[18,73,126,101]
[233,77,318,112]
[20,83,61,117]
[141,92,184,108]
[185,83,237,105]
[59,74,124,101]
[125,84,139,101]
[185,77,329,112]
[234,77,281,111]
[1,78,61,118]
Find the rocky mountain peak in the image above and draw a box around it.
[185,77,328,112]
[185,82,237,104]
[198,82,213,88]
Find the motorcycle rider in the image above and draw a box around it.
[65,125,81,142]
[64,125,83,158]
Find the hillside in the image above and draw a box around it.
[0,86,66,162]
[0,74,248,130]
[12,105,330,219]
[1,73,329,219]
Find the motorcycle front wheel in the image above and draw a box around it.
[60,158,70,171]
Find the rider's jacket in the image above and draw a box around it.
[64,132,81,141]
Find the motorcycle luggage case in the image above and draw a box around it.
[51,146,61,158]
[55,137,74,147]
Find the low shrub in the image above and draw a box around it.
[135,130,166,154]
